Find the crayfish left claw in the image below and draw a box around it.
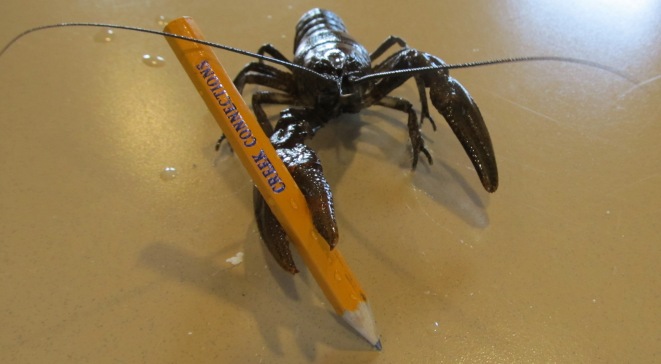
[429,76,498,192]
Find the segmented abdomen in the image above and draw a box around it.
[293,8,361,60]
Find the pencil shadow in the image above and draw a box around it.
[138,237,378,360]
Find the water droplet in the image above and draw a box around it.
[156,15,170,26]
[424,321,442,335]
[266,14,273,20]
[334,271,342,281]
[225,252,244,266]
[160,166,178,181]
[94,29,115,43]
[429,321,441,335]
[290,199,299,210]
[142,54,166,67]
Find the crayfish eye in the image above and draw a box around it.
[311,58,336,75]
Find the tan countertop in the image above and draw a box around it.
[1,1,659,362]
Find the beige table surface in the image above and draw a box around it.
[1,1,659,363]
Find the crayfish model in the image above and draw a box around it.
[233,8,497,273]
[1,8,631,274]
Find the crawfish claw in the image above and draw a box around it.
[254,128,338,274]
[253,187,299,274]
[429,76,498,192]
[284,145,339,249]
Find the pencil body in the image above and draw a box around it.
[163,17,380,348]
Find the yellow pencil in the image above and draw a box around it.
[163,17,381,349]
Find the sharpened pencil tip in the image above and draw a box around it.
[342,301,380,349]
[374,340,382,351]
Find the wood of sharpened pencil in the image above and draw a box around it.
[163,17,381,349]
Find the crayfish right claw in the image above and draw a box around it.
[278,144,339,249]
[291,162,339,249]
[253,187,299,274]
[253,138,338,274]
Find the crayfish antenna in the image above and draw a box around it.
[354,56,638,85]
[0,22,329,81]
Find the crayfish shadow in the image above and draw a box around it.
[302,113,364,188]
[310,107,490,229]
[409,160,490,229]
